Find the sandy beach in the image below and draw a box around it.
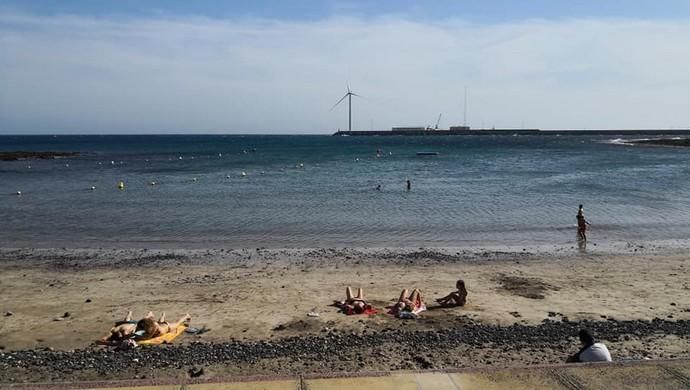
[5,0,690,385]
[1,246,689,382]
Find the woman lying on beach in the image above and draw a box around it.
[100,311,138,344]
[392,288,425,317]
[135,312,191,340]
[436,279,468,307]
[99,311,191,345]
[336,286,373,315]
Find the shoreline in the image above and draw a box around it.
[0,151,79,161]
[631,138,690,147]
[3,228,690,253]
[1,246,689,382]
[2,236,690,265]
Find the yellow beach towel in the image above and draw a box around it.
[137,325,187,345]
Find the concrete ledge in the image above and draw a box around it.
[3,359,690,390]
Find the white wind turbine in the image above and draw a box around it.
[330,84,362,132]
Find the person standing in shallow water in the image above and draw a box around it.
[406,179,411,191]
[576,204,590,241]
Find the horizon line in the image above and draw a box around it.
[3,127,690,136]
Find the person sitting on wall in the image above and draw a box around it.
[567,329,612,363]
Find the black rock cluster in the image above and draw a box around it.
[1,318,688,382]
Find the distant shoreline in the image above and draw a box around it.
[333,129,690,136]
[631,138,690,147]
[3,130,690,137]
[0,151,78,161]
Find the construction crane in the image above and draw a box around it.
[434,113,442,130]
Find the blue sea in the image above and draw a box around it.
[1,134,689,249]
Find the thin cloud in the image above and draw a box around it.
[1,11,690,133]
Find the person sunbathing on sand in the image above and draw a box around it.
[436,279,468,307]
[135,312,191,340]
[394,288,424,314]
[342,286,370,314]
[100,310,138,344]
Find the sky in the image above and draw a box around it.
[2,0,690,134]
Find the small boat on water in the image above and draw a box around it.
[416,151,439,156]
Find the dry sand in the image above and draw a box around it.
[1,247,688,353]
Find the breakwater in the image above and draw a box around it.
[333,129,690,136]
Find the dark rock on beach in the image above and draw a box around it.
[1,319,689,383]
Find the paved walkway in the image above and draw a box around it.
[6,359,690,389]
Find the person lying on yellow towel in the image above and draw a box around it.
[135,312,191,341]
[99,311,191,346]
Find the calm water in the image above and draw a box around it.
[1,134,689,248]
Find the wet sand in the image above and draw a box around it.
[1,247,689,382]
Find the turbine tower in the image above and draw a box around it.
[331,84,361,132]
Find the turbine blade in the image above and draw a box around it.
[329,93,349,111]
[347,82,351,93]
[350,92,363,98]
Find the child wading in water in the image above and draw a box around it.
[576,204,591,241]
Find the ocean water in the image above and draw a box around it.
[1,134,689,249]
